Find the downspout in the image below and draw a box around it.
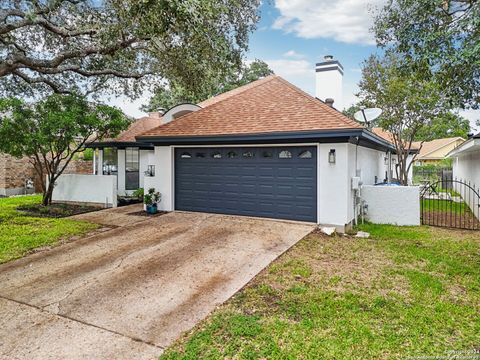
[354,136,361,226]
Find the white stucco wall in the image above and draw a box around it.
[453,152,480,188]
[315,68,343,110]
[52,174,117,207]
[452,151,480,220]
[318,143,350,228]
[362,185,420,225]
[144,146,174,211]
[139,149,155,189]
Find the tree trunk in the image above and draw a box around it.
[42,176,55,206]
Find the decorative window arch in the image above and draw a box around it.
[180,152,192,159]
[279,150,292,159]
[211,151,222,159]
[299,150,312,159]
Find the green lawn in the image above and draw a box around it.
[0,195,98,263]
[421,199,469,214]
[161,224,480,359]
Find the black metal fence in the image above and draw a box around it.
[420,179,480,230]
[413,167,452,186]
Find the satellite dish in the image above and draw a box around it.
[354,108,382,125]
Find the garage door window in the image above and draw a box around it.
[227,151,237,158]
[180,152,192,158]
[262,151,273,158]
[196,152,206,158]
[243,151,255,158]
[279,150,292,159]
[299,150,312,159]
[211,151,222,159]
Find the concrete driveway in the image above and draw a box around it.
[0,208,314,359]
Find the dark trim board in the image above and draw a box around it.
[315,66,344,75]
[137,129,395,151]
[315,60,344,70]
[86,141,154,150]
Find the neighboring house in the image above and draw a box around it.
[414,137,465,165]
[449,133,480,187]
[0,154,36,196]
[56,56,396,230]
[0,152,93,197]
[371,127,418,184]
[448,133,480,221]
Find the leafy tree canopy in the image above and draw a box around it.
[0,0,260,98]
[415,112,471,141]
[358,54,447,185]
[0,94,130,205]
[141,59,273,112]
[373,0,480,109]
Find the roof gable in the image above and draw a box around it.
[418,137,465,159]
[138,75,361,139]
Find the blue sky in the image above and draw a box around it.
[110,0,478,129]
[246,1,380,107]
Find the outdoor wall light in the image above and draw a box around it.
[328,149,336,164]
[145,165,155,177]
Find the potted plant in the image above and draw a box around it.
[144,188,161,214]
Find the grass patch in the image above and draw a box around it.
[161,224,480,359]
[421,199,469,214]
[0,195,98,263]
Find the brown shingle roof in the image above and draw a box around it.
[138,76,361,138]
[371,127,422,150]
[112,115,163,142]
[371,127,394,143]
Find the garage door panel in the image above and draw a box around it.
[175,147,317,222]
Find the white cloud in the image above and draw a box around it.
[101,94,150,118]
[283,50,306,59]
[265,58,315,94]
[272,0,385,45]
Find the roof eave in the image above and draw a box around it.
[136,128,395,151]
[86,141,154,150]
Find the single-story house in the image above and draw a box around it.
[414,137,465,165]
[447,133,480,221]
[448,132,480,187]
[55,56,401,230]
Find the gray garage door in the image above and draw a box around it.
[174,146,317,222]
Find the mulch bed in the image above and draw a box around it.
[422,210,480,230]
[17,203,102,218]
[126,210,168,217]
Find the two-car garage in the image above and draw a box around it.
[174,146,317,222]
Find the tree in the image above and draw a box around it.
[373,0,480,109]
[415,112,471,141]
[358,54,446,185]
[0,0,260,98]
[0,95,130,205]
[142,59,273,112]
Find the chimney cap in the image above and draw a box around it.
[325,98,335,107]
[324,55,334,61]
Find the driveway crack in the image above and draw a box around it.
[0,294,164,351]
